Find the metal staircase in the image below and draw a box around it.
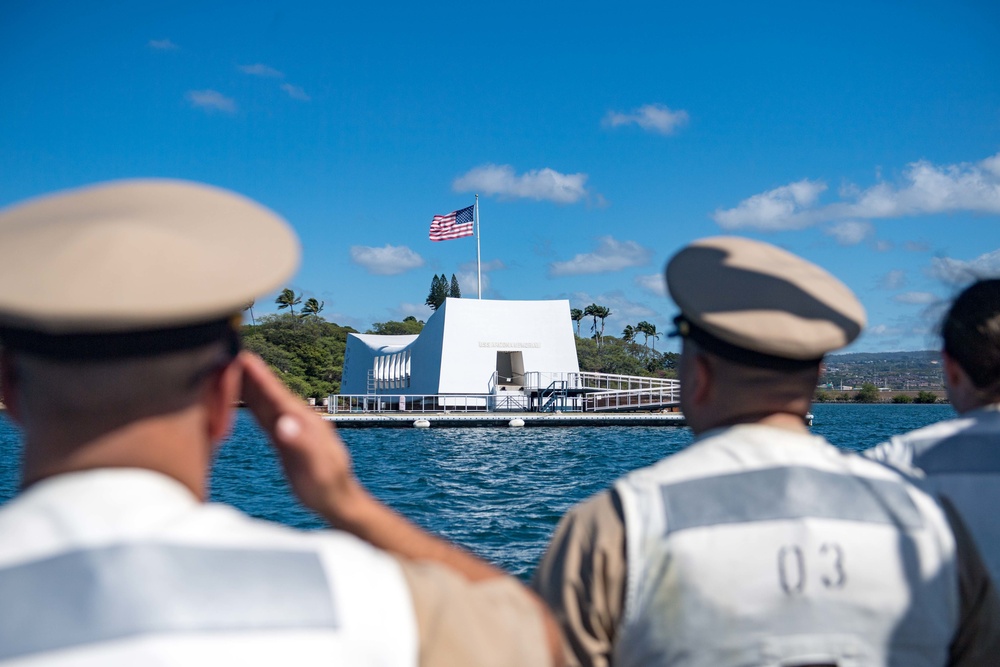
[539,380,569,412]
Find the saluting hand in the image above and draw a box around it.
[238,352,363,525]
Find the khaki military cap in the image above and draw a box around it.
[666,236,865,366]
[0,179,299,355]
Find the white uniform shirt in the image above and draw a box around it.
[866,403,1000,583]
[612,425,964,667]
[0,468,417,666]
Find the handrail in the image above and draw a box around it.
[330,371,680,414]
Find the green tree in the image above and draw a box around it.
[570,308,584,336]
[425,274,449,311]
[449,274,461,298]
[275,288,302,315]
[636,321,660,353]
[301,298,325,317]
[892,394,914,404]
[584,304,600,341]
[242,312,358,399]
[368,316,425,335]
[575,336,648,376]
[583,304,612,346]
[814,390,831,403]
[915,391,939,404]
[622,324,636,344]
[661,351,679,370]
[854,382,880,403]
[595,305,611,348]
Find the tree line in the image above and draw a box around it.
[569,303,676,378]
[813,383,942,404]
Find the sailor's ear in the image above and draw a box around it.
[0,351,22,424]
[205,357,242,446]
[691,352,713,405]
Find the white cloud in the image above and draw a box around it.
[825,220,874,246]
[879,269,907,290]
[929,248,1000,285]
[904,241,931,252]
[350,244,424,275]
[186,90,237,114]
[713,152,1000,232]
[455,271,487,296]
[867,324,901,337]
[634,273,667,297]
[893,291,938,305]
[603,103,689,135]
[874,240,894,252]
[453,259,505,297]
[148,39,178,50]
[281,83,311,101]
[453,164,590,204]
[240,63,284,78]
[713,179,827,231]
[550,237,653,276]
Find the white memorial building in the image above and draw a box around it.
[336,297,681,415]
[340,298,581,411]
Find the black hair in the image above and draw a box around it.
[941,279,1000,394]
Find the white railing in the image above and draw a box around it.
[583,384,680,412]
[328,393,530,414]
[330,372,680,414]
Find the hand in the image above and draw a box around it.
[237,352,361,523]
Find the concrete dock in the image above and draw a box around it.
[323,411,687,428]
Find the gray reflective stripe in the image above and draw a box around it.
[659,466,923,534]
[914,434,1000,474]
[0,544,338,660]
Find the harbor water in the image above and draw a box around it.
[0,403,957,580]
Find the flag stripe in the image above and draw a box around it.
[429,205,475,242]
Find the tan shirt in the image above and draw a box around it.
[401,558,551,667]
[532,490,1000,667]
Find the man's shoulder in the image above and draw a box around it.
[0,468,396,571]
[866,413,991,472]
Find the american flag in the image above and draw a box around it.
[429,205,475,242]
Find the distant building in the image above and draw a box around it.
[340,298,580,408]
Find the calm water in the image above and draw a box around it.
[0,403,956,579]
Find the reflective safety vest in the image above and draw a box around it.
[0,469,418,666]
[612,425,959,667]
[867,403,1000,584]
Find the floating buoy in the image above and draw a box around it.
[413,419,431,428]
[508,418,525,428]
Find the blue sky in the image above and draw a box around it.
[2,0,999,352]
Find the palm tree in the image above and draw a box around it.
[622,324,636,344]
[647,323,659,352]
[570,308,584,336]
[276,288,302,314]
[301,298,325,317]
[584,304,600,340]
[595,306,611,347]
[636,321,652,350]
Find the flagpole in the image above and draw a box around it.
[475,194,482,299]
